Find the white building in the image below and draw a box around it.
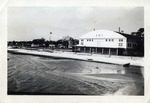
[75,30,140,55]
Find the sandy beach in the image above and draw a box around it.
[8,49,144,95]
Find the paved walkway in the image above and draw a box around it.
[8,48,144,67]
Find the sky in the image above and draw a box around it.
[7,6,144,41]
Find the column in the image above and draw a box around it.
[84,47,86,53]
[102,48,104,54]
[96,48,97,53]
[109,48,111,55]
[90,48,91,53]
[116,48,118,55]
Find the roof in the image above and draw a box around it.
[116,32,142,40]
[79,30,126,39]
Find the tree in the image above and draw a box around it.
[12,41,16,45]
[32,38,45,45]
[135,28,144,56]
[136,28,144,37]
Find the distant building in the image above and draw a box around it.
[63,36,74,48]
[75,30,143,56]
[31,43,39,48]
[57,36,74,49]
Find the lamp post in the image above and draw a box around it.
[49,32,52,50]
[49,32,52,41]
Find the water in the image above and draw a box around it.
[8,53,144,95]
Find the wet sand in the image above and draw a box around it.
[8,53,144,95]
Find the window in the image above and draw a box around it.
[119,43,123,46]
[87,39,90,41]
[96,34,103,36]
[128,43,132,47]
[87,39,93,42]
[106,39,114,42]
[135,44,136,47]
[81,42,84,45]
[128,43,129,47]
[119,39,123,42]
[133,44,136,48]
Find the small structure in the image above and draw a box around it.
[75,30,142,55]
[31,43,39,48]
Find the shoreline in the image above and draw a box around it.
[8,49,144,95]
[7,48,144,67]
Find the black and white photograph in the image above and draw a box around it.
[7,6,144,95]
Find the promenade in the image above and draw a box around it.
[8,48,144,67]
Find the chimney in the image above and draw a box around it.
[119,27,120,32]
